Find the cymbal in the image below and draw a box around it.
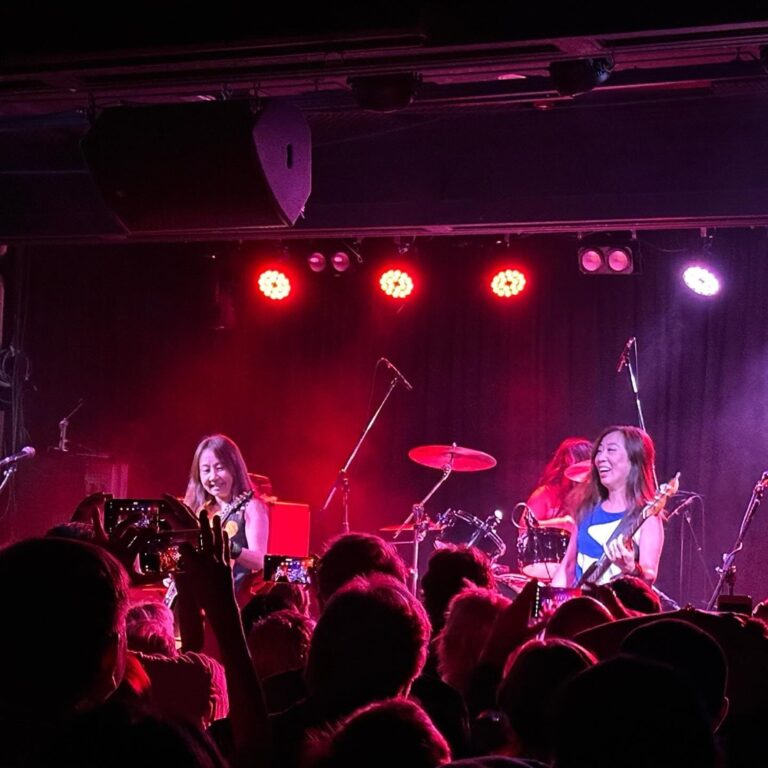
[408,444,497,472]
[564,459,592,483]
[379,522,443,533]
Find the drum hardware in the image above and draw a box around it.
[510,501,569,581]
[379,522,443,532]
[436,508,506,561]
[564,459,591,483]
[408,444,497,472]
[467,509,503,549]
[495,572,530,593]
[511,501,537,529]
[517,527,570,581]
[393,442,497,595]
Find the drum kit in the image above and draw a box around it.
[383,442,574,593]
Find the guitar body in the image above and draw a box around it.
[577,474,679,587]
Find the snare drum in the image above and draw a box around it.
[516,527,570,581]
[435,509,506,561]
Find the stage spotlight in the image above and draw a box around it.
[331,251,351,272]
[549,57,613,96]
[682,264,721,297]
[379,268,414,299]
[257,269,291,300]
[579,247,603,273]
[606,247,632,272]
[307,252,326,273]
[491,269,527,298]
[578,245,635,275]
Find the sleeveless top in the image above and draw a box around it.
[217,491,257,588]
[575,501,638,584]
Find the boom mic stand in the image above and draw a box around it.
[706,471,768,610]
[319,370,405,535]
[618,337,658,488]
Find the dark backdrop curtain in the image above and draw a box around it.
[7,229,768,606]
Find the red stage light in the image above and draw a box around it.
[379,268,414,299]
[257,269,291,300]
[490,269,527,297]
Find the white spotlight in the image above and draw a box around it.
[682,264,721,297]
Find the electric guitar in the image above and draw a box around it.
[577,472,680,587]
[163,489,254,607]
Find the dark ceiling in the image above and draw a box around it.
[2,7,768,241]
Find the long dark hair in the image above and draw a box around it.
[581,425,656,516]
[537,437,593,500]
[184,434,253,512]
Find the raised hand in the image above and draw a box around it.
[71,491,108,525]
[179,509,238,622]
[160,493,199,529]
[80,502,158,585]
[481,578,546,668]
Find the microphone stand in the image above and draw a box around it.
[706,471,768,610]
[0,463,17,497]
[55,398,84,453]
[319,375,401,534]
[674,495,713,604]
[620,340,659,489]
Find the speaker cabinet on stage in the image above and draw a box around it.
[81,99,311,234]
[1,452,128,546]
[268,501,311,557]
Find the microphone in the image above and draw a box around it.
[485,510,503,531]
[379,357,414,391]
[0,446,35,468]
[524,506,540,528]
[616,336,636,373]
[672,496,698,520]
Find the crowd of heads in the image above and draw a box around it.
[3,484,768,768]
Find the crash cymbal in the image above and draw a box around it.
[408,444,497,472]
[379,522,443,533]
[564,459,591,483]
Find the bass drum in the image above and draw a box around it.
[435,509,506,561]
[516,527,570,581]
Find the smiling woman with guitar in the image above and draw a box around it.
[184,434,270,590]
[551,426,669,588]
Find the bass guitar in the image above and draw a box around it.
[577,473,680,587]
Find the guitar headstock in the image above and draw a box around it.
[642,472,681,520]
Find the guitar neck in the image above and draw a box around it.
[576,509,647,587]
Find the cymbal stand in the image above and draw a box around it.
[706,471,768,610]
[399,451,455,595]
[320,375,401,534]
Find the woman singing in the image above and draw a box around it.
[184,434,270,589]
[551,426,663,587]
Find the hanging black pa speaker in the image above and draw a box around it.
[81,99,311,234]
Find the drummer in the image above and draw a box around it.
[523,437,592,535]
